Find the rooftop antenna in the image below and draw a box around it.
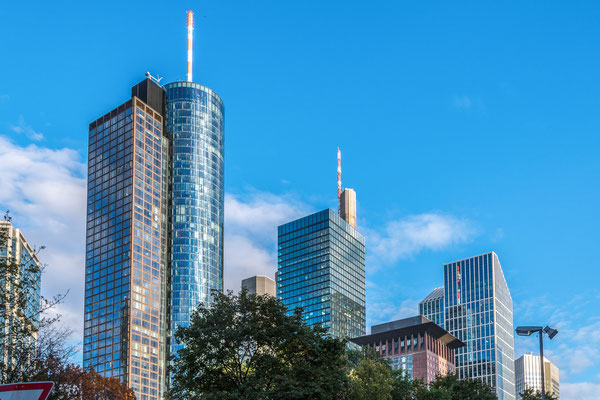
[337,147,342,215]
[145,72,163,85]
[187,10,194,82]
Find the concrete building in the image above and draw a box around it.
[242,275,276,296]
[277,207,365,339]
[515,353,560,399]
[83,72,224,400]
[444,252,516,400]
[340,188,356,229]
[0,221,41,377]
[419,286,445,328]
[352,316,464,383]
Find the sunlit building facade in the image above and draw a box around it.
[515,353,560,399]
[276,209,366,339]
[84,81,167,400]
[352,316,464,383]
[0,221,41,376]
[444,252,516,400]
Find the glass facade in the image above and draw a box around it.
[164,81,225,356]
[444,252,516,400]
[418,286,445,327]
[0,221,41,370]
[84,97,166,400]
[277,209,366,339]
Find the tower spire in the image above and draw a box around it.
[337,147,341,214]
[187,11,194,82]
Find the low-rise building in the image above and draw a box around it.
[351,316,464,383]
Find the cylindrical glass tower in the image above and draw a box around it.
[164,81,224,355]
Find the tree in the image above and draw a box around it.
[24,324,135,399]
[168,289,348,399]
[0,216,67,383]
[519,388,558,400]
[429,374,497,400]
[347,357,393,400]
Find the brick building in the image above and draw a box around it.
[351,316,464,383]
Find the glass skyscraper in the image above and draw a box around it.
[276,209,366,339]
[418,286,445,327]
[444,252,516,400]
[83,77,224,400]
[164,81,224,355]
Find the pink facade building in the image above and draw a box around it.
[351,316,464,383]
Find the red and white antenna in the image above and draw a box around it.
[337,147,342,214]
[187,11,194,82]
[456,264,462,305]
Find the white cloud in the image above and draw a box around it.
[223,192,309,291]
[10,115,45,141]
[0,135,87,342]
[561,382,600,400]
[367,213,475,270]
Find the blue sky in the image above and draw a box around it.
[1,1,599,398]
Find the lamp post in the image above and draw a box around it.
[515,325,558,400]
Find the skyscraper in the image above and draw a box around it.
[84,80,168,400]
[164,81,224,357]
[84,75,224,399]
[514,353,560,399]
[0,220,41,376]
[418,286,445,327]
[277,206,365,339]
[83,14,225,395]
[444,252,516,400]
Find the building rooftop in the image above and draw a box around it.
[352,315,465,350]
[421,286,444,302]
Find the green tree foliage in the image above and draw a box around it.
[428,374,497,400]
[347,356,393,400]
[168,289,348,400]
[519,388,558,400]
[0,214,67,383]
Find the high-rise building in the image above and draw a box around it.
[242,275,276,296]
[84,81,168,400]
[83,60,224,400]
[444,252,516,400]
[514,353,560,399]
[0,221,41,375]
[164,81,224,357]
[418,286,445,327]
[277,208,365,339]
[352,316,464,383]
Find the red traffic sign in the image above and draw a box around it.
[0,382,54,400]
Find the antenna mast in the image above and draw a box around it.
[337,147,342,214]
[187,11,194,82]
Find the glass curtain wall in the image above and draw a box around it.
[164,81,225,356]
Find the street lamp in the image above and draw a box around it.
[515,325,558,400]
